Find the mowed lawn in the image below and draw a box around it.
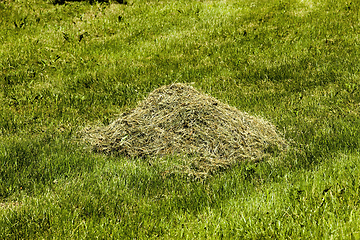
[1,0,360,238]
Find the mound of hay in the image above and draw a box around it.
[83,83,287,178]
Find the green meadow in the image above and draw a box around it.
[1,0,360,238]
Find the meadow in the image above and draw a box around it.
[1,0,360,238]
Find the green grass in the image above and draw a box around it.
[1,0,360,238]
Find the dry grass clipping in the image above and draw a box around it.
[83,83,287,178]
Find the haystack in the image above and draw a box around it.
[83,83,287,178]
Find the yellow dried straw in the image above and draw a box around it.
[83,83,287,178]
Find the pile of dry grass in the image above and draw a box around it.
[83,83,287,178]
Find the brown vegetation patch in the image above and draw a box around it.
[83,83,288,178]
[0,201,21,210]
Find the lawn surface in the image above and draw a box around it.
[1,0,360,238]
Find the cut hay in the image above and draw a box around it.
[83,83,287,178]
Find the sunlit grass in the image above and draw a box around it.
[1,0,360,238]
